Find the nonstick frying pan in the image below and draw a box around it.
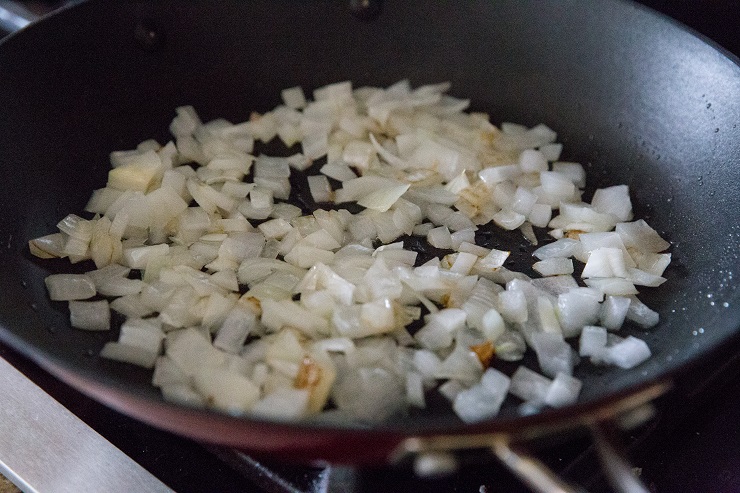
[0,0,738,477]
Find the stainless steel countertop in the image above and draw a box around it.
[0,356,172,493]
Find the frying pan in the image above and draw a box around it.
[0,0,738,484]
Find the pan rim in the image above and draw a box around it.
[0,0,738,457]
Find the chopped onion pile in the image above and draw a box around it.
[30,80,670,424]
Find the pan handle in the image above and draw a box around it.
[0,0,382,36]
[0,0,37,33]
[392,380,669,493]
[0,1,85,36]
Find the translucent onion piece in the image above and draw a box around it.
[69,300,110,331]
[30,80,672,425]
[45,274,96,301]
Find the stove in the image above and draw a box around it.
[0,2,739,492]
[2,334,739,493]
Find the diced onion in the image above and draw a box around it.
[509,366,552,402]
[30,80,671,424]
[100,341,158,368]
[45,274,96,301]
[69,300,110,331]
[600,336,651,369]
[544,373,582,408]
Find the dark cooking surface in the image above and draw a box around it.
[0,0,739,491]
[2,0,739,442]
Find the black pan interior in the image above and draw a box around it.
[0,0,738,433]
